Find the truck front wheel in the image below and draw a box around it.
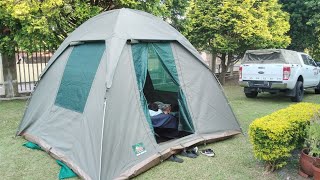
[315,82,320,94]
[290,81,304,102]
[245,91,258,98]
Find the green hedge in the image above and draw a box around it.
[248,103,320,171]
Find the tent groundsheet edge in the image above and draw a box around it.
[118,130,241,179]
[20,129,240,179]
[21,133,92,180]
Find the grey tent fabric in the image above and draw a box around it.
[39,8,207,88]
[17,8,241,180]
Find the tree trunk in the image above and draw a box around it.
[2,52,19,98]
[229,63,234,77]
[210,51,217,73]
[219,53,227,85]
[226,54,232,78]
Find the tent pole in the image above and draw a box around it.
[98,99,107,180]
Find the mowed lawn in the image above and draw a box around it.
[1,84,319,180]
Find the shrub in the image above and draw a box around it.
[248,103,320,171]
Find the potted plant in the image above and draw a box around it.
[313,162,320,180]
[299,113,320,177]
[309,117,320,180]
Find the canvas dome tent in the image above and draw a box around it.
[17,8,241,180]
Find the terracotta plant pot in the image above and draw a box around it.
[299,148,320,177]
[313,163,320,180]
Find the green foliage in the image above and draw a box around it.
[306,114,320,158]
[185,0,291,54]
[279,0,320,60]
[249,103,320,171]
[0,0,189,54]
[185,0,291,84]
[0,0,101,53]
[114,0,190,31]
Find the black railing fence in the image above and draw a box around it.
[15,45,56,93]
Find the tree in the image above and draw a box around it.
[1,0,190,52]
[279,0,320,60]
[185,0,291,84]
[0,0,101,97]
[0,0,189,97]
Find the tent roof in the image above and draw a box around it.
[41,8,206,81]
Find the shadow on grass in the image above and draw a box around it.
[242,90,318,103]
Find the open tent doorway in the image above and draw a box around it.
[131,42,195,143]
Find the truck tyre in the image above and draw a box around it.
[245,91,258,98]
[290,81,304,102]
[315,82,320,94]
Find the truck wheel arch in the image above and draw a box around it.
[286,76,304,97]
[297,75,303,83]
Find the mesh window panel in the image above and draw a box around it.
[147,47,178,92]
[55,42,105,113]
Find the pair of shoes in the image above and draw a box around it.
[190,147,198,156]
[181,149,198,158]
[200,148,215,157]
[168,155,184,163]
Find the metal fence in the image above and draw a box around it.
[15,46,55,93]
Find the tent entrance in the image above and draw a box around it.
[144,71,193,143]
[131,42,195,143]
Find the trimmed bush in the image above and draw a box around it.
[249,103,320,171]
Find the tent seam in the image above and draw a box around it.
[98,99,107,180]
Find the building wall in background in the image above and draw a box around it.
[200,51,240,73]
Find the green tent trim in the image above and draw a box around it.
[23,141,42,150]
[56,160,77,179]
[23,141,77,179]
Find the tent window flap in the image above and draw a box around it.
[55,42,105,113]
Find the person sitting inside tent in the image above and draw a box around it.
[148,102,179,139]
[148,102,162,116]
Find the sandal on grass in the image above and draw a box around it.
[200,149,215,157]
[181,149,198,158]
[190,146,198,156]
[168,155,184,163]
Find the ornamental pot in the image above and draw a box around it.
[299,148,320,177]
[313,162,320,180]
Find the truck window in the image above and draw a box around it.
[301,54,310,65]
[308,57,317,66]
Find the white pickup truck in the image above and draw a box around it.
[239,49,320,102]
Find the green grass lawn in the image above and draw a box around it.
[1,85,319,180]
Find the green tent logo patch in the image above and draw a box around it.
[132,143,146,156]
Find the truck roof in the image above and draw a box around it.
[242,49,301,65]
